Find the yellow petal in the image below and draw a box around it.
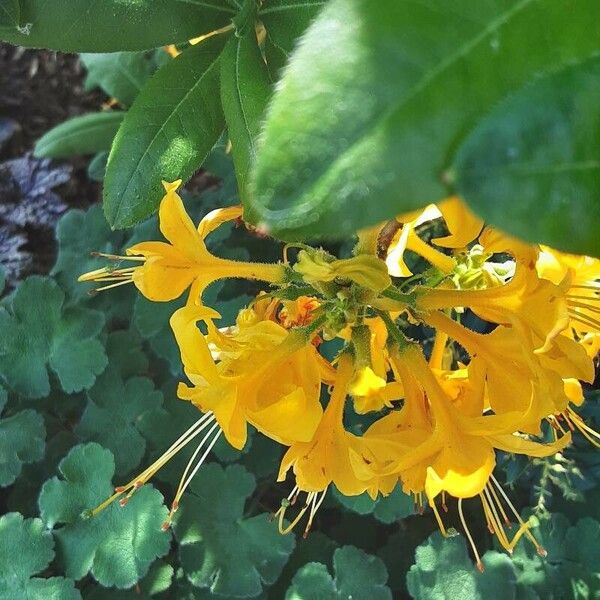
[432,196,483,249]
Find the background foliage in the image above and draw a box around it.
[1,0,599,598]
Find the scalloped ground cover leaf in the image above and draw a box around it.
[76,366,163,476]
[510,513,600,598]
[0,386,45,486]
[334,484,413,524]
[52,204,126,300]
[406,532,518,600]
[248,0,600,248]
[0,512,81,600]
[286,545,392,600]
[0,0,235,52]
[0,276,107,398]
[39,443,170,589]
[174,463,295,597]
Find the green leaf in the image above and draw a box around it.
[333,484,413,524]
[39,443,170,588]
[133,295,183,376]
[81,52,155,107]
[455,57,600,257]
[248,0,600,241]
[76,367,162,475]
[406,532,517,600]
[0,276,107,398]
[0,512,81,600]
[34,112,124,159]
[0,397,45,486]
[0,0,19,28]
[221,18,272,199]
[87,151,108,182]
[259,0,325,77]
[104,38,226,229]
[510,513,600,599]
[174,463,295,597]
[286,546,392,600]
[0,0,234,52]
[52,205,126,300]
[137,381,201,487]
[83,561,174,599]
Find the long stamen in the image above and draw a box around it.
[278,493,312,535]
[487,483,512,528]
[89,412,215,517]
[565,408,600,448]
[90,279,134,293]
[304,488,328,538]
[489,475,546,556]
[163,423,222,529]
[482,487,511,551]
[567,301,600,315]
[430,496,449,536]
[458,498,483,572]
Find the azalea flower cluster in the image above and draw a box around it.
[81,182,599,569]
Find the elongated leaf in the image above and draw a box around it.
[34,112,124,159]
[0,0,19,27]
[221,23,272,199]
[248,0,600,241]
[104,38,226,228]
[0,0,234,52]
[259,0,325,76]
[455,57,600,257]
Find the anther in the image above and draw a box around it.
[119,497,129,507]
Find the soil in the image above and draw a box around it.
[0,45,106,285]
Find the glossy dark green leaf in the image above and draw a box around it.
[260,0,325,77]
[104,39,226,228]
[248,0,600,241]
[81,52,155,107]
[0,0,19,27]
[34,112,124,159]
[455,57,600,257]
[221,22,272,199]
[0,0,234,51]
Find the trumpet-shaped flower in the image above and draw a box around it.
[171,304,324,449]
[79,180,284,304]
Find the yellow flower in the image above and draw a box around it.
[277,353,369,496]
[171,304,323,450]
[79,181,284,304]
[536,245,600,343]
[423,310,594,433]
[385,197,482,277]
[417,238,570,353]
